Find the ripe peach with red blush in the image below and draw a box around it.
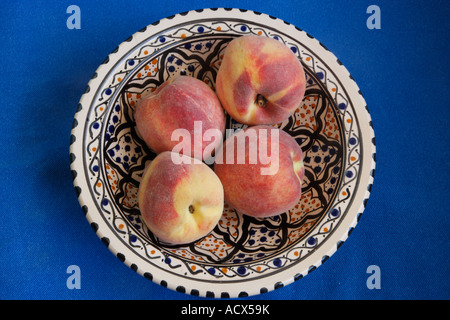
[134,75,225,161]
[138,151,224,245]
[214,125,305,218]
[216,35,306,125]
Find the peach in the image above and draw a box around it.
[134,75,226,161]
[216,35,306,125]
[138,151,224,245]
[214,126,304,218]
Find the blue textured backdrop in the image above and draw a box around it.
[0,0,448,300]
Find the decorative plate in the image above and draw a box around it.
[70,8,376,298]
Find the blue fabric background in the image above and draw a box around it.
[0,0,448,300]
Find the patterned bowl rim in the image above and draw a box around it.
[69,8,376,298]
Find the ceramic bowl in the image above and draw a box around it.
[70,8,376,298]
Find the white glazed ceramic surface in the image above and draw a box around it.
[70,8,376,298]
